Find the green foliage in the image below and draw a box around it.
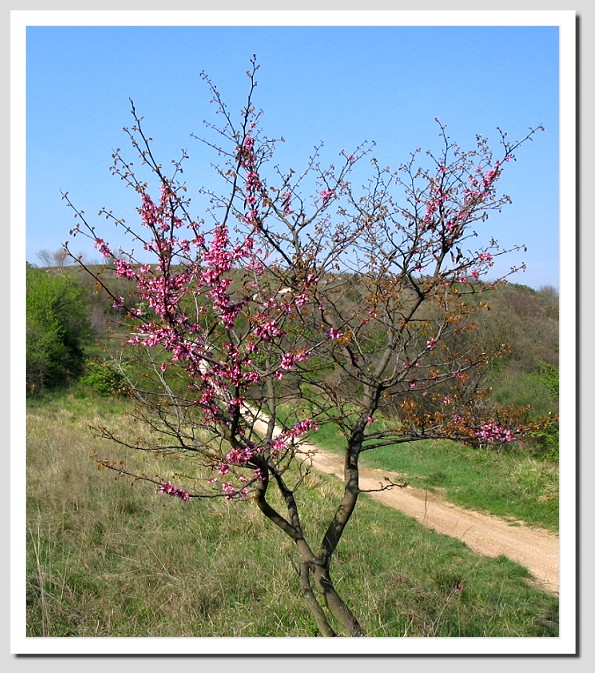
[80,360,129,397]
[26,266,95,392]
[489,360,559,461]
[527,421,559,462]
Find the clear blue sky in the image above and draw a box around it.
[24,21,561,289]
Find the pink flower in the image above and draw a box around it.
[327,328,343,340]
[280,353,296,370]
[475,422,516,443]
[320,189,335,205]
[289,419,319,435]
[158,482,190,501]
[93,238,112,259]
[294,293,308,307]
[282,191,292,214]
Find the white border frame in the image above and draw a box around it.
[10,9,577,656]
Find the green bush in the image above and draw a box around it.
[26,266,95,392]
[80,360,129,396]
[527,362,559,461]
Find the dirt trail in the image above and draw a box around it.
[305,441,559,595]
[251,413,559,596]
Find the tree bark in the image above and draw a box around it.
[310,561,365,637]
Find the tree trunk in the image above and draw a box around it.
[298,561,337,637]
[310,561,365,637]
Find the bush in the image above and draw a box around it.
[80,360,129,396]
[26,266,95,392]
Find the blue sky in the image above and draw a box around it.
[23,19,561,289]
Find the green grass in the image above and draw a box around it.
[299,416,559,532]
[25,389,559,637]
[360,439,558,531]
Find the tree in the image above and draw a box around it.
[36,247,71,268]
[63,58,549,636]
[26,266,95,392]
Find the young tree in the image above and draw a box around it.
[36,247,71,268]
[26,265,95,392]
[63,58,548,636]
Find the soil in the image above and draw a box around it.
[250,412,559,596]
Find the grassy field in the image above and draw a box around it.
[25,389,559,638]
[307,421,559,532]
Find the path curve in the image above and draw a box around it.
[305,441,559,595]
[250,413,559,595]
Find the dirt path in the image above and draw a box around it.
[305,441,559,595]
[250,413,559,596]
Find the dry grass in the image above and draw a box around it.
[24,390,559,638]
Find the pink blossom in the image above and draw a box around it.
[158,482,190,501]
[93,238,112,259]
[320,189,335,205]
[294,293,309,307]
[475,422,516,443]
[279,350,308,371]
[426,337,438,350]
[327,328,343,340]
[254,319,285,341]
[280,353,296,370]
[289,419,319,436]
[225,446,255,465]
[114,258,138,280]
[282,191,293,214]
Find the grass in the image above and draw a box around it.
[24,389,559,638]
[300,415,559,532]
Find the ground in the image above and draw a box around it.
[251,412,559,596]
[308,442,559,595]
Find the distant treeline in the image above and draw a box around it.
[26,261,559,459]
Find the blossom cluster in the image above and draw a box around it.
[320,189,335,205]
[475,422,516,443]
[270,418,319,456]
[158,481,190,501]
[422,159,502,236]
[238,134,263,228]
[426,337,438,350]
[327,328,343,341]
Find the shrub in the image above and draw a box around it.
[26,266,95,392]
[80,360,129,397]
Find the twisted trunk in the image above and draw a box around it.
[254,435,366,636]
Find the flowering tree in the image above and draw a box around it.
[63,58,547,637]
